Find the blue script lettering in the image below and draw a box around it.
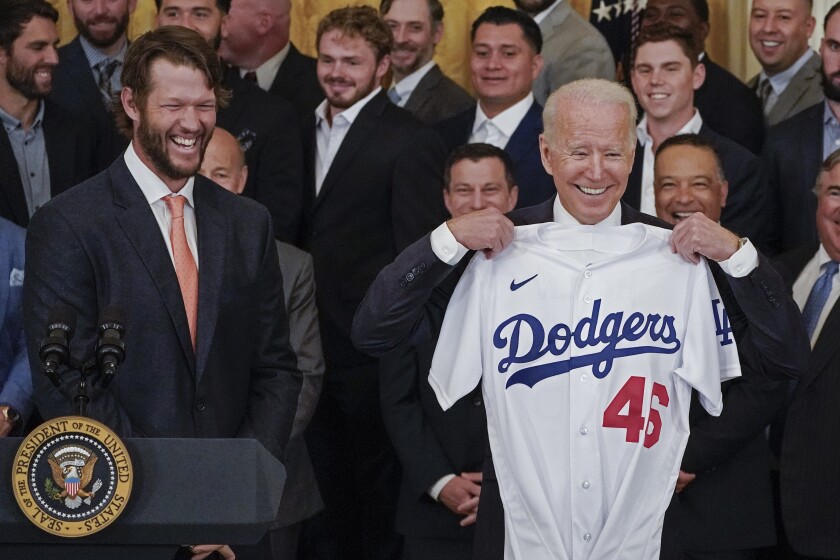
[493,299,681,388]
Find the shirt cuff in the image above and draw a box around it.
[430,222,469,265]
[428,473,457,501]
[718,238,758,278]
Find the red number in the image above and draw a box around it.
[602,376,670,447]
[644,383,669,448]
[602,376,646,442]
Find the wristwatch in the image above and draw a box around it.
[0,405,20,427]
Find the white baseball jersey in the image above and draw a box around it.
[430,223,740,560]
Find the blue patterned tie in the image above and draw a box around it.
[802,260,839,340]
[387,87,401,104]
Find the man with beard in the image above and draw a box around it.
[0,0,99,228]
[155,0,305,243]
[763,1,840,254]
[513,0,614,105]
[24,26,302,559]
[218,0,323,115]
[51,0,136,169]
[379,0,473,125]
[298,6,447,560]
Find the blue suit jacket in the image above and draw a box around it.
[0,217,31,424]
[24,157,302,460]
[434,100,556,208]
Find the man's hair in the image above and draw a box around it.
[471,6,543,54]
[826,1,840,30]
[689,0,709,23]
[317,5,393,61]
[443,143,516,191]
[655,133,726,182]
[380,0,444,26]
[633,21,699,67]
[154,0,231,14]
[113,26,231,138]
[543,79,637,150]
[815,147,840,195]
[0,0,58,53]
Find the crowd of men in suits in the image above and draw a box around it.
[1,0,840,558]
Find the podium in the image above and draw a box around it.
[0,437,286,559]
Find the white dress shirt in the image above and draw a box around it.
[123,142,199,269]
[314,86,382,195]
[469,93,534,149]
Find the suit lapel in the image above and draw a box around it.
[43,101,72,198]
[0,127,29,226]
[770,53,820,122]
[64,39,107,122]
[313,92,388,211]
[622,141,644,210]
[193,180,226,383]
[110,160,196,373]
[404,65,441,114]
[505,101,542,166]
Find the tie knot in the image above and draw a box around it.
[244,71,257,83]
[164,195,187,219]
[98,59,119,78]
[387,87,402,104]
[824,260,839,277]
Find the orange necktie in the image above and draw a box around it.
[164,195,198,348]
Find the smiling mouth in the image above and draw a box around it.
[578,186,607,195]
[172,136,197,149]
[649,93,668,100]
[760,40,781,48]
[671,211,697,221]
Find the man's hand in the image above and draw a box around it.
[190,544,235,559]
[669,213,740,264]
[0,417,13,437]
[675,470,696,493]
[447,208,514,258]
[439,471,482,526]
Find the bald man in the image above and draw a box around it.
[218,0,323,114]
[200,128,325,560]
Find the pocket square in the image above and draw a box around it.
[9,268,23,287]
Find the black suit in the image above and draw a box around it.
[0,99,99,227]
[434,101,556,208]
[24,156,302,462]
[50,36,128,170]
[299,91,448,560]
[762,102,823,255]
[401,64,474,126]
[218,68,304,242]
[774,244,840,559]
[353,199,807,560]
[695,55,765,155]
[623,122,770,252]
[267,43,323,116]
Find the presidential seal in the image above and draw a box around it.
[12,416,133,537]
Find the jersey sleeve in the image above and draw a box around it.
[428,255,485,411]
[673,260,742,416]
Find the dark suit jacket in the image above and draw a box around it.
[268,43,323,116]
[775,244,840,558]
[403,64,474,126]
[762,101,823,255]
[434,101,556,208]
[749,51,824,127]
[353,199,807,560]
[0,100,99,227]
[623,122,770,252]
[50,36,128,169]
[696,55,765,155]
[300,90,448,368]
[219,68,304,242]
[24,157,302,461]
[274,241,323,526]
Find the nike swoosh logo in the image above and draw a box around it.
[510,274,538,291]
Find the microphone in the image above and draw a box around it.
[95,305,126,389]
[39,307,76,387]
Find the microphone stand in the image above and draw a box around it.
[72,359,98,417]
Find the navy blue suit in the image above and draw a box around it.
[0,217,31,427]
[24,157,302,461]
[434,101,556,208]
